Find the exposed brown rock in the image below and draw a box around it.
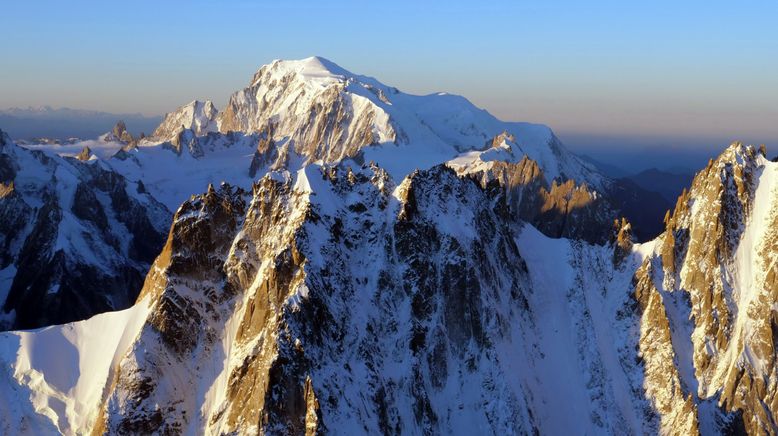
[611,217,633,265]
[459,156,614,243]
[633,260,700,434]
[75,146,92,161]
[649,143,778,434]
[0,181,14,199]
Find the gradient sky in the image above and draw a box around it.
[2,0,777,163]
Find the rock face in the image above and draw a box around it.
[2,58,777,435]
[103,120,135,144]
[455,153,613,243]
[0,160,655,434]
[0,129,170,330]
[449,132,665,243]
[0,141,776,434]
[75,146,92,161]
[637,143,778,434]
[152,100,218,143]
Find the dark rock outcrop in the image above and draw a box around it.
[0,131,170,330]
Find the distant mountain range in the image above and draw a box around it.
[626,167,695,202]
[0,106,161,140]
[0,57,775,435]
[580,154,695,205]
[578,154,631,178]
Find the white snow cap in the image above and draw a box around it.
[257,56,351,86]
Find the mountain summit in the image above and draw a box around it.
[0,57,668,331]
[1,58,770,434]
[99,57,628,228]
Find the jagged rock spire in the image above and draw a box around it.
[75,146,92,161]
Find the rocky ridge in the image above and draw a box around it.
[0,129,169,330]
[0,158,656,434]
[2,141,775,433]
[636,143,778,434]
[0,58,776,435]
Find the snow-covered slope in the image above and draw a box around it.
[0,160,656,434]
[0,141,774,434]
[22,56,601,213]
[152,100,218,143]
[638,144,778,434]
[0,129,169,330]
[3,58,776,435]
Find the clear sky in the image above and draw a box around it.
[2,0,777,162]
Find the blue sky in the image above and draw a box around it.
[2,0,777,163]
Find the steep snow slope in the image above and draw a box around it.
[0,298,152,434]
[0,143,774,434]
[643,144,778,434]
[0,160,661,434]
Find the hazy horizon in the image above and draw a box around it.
[1,100,766,173]
[3,0,777,170]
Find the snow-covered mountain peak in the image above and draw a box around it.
[212,57,603,186]
[631,141,778,434]
[256,56,351,87]
[152,99,218,142]
[18,59,656,244]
